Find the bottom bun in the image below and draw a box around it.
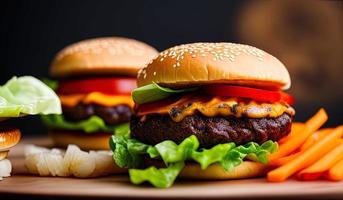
[180,161,267,180]
[49,130,112,150]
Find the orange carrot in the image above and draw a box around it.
[270,129,330,167]
[327,158,343,181]
[267,126,343,182]
[279,123,305,144]
[297,140,343,180]
[300,129,332,151]
[270,130,332,167]
[269,109,328,161]
[278,136,290,145]
[315,128,332,140]
[292,122,305,133]
[299,137,315,152]
[269,153,301,167]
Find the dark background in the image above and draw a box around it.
[0,0,342,136]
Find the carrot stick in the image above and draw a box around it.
[300,129,332,151]
[297,140,343,180]
[270,129,330,166]
[299,135,316,152]
[315,128,332,140]
[269,109,328,161]
[279,123,305,144]
[327,158,343,181]
[292,122,305,134]
[270,130,332,167]
[278,136,290,145]
[269,153,301,167]
[267,126,343,182]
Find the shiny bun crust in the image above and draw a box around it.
[180,161,267,180]
[138,43,291,90]
[0,128,21,151]
[49,130,112,150]
[50,37,158,78]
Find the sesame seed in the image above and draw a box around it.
[55,37,156,61]
[144,42,266,72]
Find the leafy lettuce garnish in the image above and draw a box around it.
[109,135,277,188]
[131,82,198,104]
[0,76,61,117]
[42,114,129,134]
[129,162,185,188]
[41,78,59,91]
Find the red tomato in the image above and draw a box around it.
[58,77,137,95]
[203,85,294,105]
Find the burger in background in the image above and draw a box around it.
[42,37,158,150]
[110,43,295,188]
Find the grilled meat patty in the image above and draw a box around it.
[62,104,132,125]
[131,113,292,148]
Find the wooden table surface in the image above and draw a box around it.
[1,137,343,199]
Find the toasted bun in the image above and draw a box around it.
[180,161,267,180]
[0,128,21,150]
[138,43,290,90]
[49,130,111,150]
[145,158,267,180]
[50,37,158,78]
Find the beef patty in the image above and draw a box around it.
[63,104,132,125]
[131,113,292,148]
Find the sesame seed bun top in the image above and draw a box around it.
[50,37,158,78]
[137,43,291,90]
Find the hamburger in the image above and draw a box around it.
[109,43,295,188]
[0,76,61,180]
[42,37,158,150]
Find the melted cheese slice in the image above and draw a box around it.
[59,92,134,108]
[137,94,295,122]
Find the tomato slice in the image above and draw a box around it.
[58,77,136,95]
[203,85,294,105]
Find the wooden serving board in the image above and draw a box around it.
[0,137,342,199]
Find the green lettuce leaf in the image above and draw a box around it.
[245,140,278,163]
[109,135,278,188]
[0,76,61,117]
[147,135,199,165]
[191,143,235,169]
[129,162,185,188]
[221,141,278,170]
[41,114,129,134]
[41,78,59,91]
[113,123,131,137]
[131,82,198,104]
[109,135,149,168]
